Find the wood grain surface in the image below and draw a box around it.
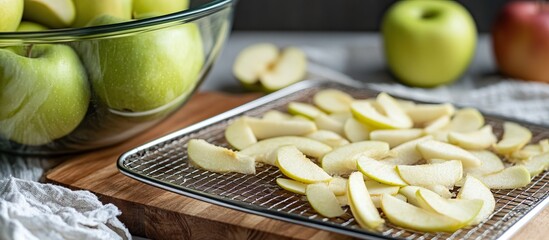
[45,92,548,240]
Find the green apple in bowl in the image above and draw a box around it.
[0,0,24,31]
[382,0,477,87]
[133,0,190,19]
[17,21,48,32]
[0,44,90,146]
[72,0,132,27]
[22,0,75,28]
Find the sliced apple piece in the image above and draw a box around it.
[399,186,427,207]
[405,103,455,125]
[305,130,349,148]
[314,114,344,135]
[343,118,372,142]
[336,193,349,206]
[417,140,481,168]
[240,136,332,165]
[288,102,324,119]
[381,194,463,232]
[262,110,291,121]
[233,43,279,86]
[306,183,345,218]
[424,115,451,134]
[383,135,433,165]
[540,139,549,152]
[313,89,354,113]
[246,117,316,139]
[425,185,453,199]
[510,144,543,161]
[370,128,424,148]
[416,189,483,224]
[357,156,407,186]
[396,99,416,111]
[351,93,413,129]
[519,152,549,177]
[187,139,255,174]
[477,166,531,189]
[276,178,307,195]
[466,150,505,177]
[347,172,384,230]
[457,175,496,224]
[364,180,400,196]
[448,125,497,150]
[448,108,485,132]
[224,117,257,150]
[397,160,463,188]
[328,176,347,196]
[322,141,389,175]
[329,111,352,123]
[260,47,307,91]
[291,115,313,122]
[276,146,332,183]
[494,122,533,154]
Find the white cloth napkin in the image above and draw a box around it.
[0,177,131,240]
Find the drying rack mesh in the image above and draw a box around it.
[120,82,549,239]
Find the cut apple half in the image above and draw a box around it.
[465,150,505,177]
[380,194,463,232]
[343,118,372,142]
[233,43,279,86]
[347,172,384,230]
[288,102,324,119]
[357,156,407,186]
[276,146,332,183]
[306,183,345,218]
[246,117,316,139]
[260,47,307,91]
[305,130,349,148]
[518,152,549,177]
[314,114,344,135]
[364,180,400,196]
[321,141,389,175]
[457,175,496,224]
[383,135,433,165]
[448,125,497,150]
[448,108,485,133]
[370,128,424,148]
[276,178,307,195]
[313,89,354,113]
[351,93,413,129]
[494,122,533,154]
[477,166,531,189]
[328,176,348,196]
[240,136,332,165]
[416,189,483,224]
[405,103,455,125]
[187,139,255,174]
[224,117,257,150]
[417,140,481,168]
[397,160,463,188]
[262,110,291,121]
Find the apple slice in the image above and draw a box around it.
[336,193,349,206]
[448,108,485,132]
[246,117,316,139]
[291,115,313,122]
[417,140,481,168]
[23,0,75,28]
[260,47,307,91]
[343,118,372,142]
[457,175,496,224]
[306,183,345,218]
[224,117,257,150]
[305,130,349,148]
[240,136,332,165]
[276,146,332,183]
[371,194,407,208]
[288,102,324,119]
[510,144,543,161]
[383,135,434,165]
[364,180,400,196]
[465,150,505,177]
[357,156,407,186]
[448,125,497,150]
[370,128,424,148]
[540,139,549,152]
[518,152,549,177]
[380,194,463,232]
[233,43,279,87]
[425,185,453,199]
[262,110,291,121]
[398,186,427,207]
[477,166,531,189]
[351,93,413,129]
[329,112,352,123]
[187,139,255,174]
[494,122,533,154]
[314,114,344,135]
[405,103,455,125]
[328,176,347,196]
[424,115,451,134]
[416,189,483,224]
[347,172,384,230]
[397,160,463,187]
[313,89,354,113]
[276,178,307,195]
[322,141,390,175]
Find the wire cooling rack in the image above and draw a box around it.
[118,79,549,240]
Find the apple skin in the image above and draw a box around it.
[73,15,204,113]
[72,0,132,27]
[0,44,90,146]
[0,0,24,31]
[22,0,75,28]
[133,0,190,19]
[382,0,477,87]
[492,1,549,83]
[17,21,48,32]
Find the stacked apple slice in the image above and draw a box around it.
[186,89,549,233]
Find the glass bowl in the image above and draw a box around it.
[0,0,234,155]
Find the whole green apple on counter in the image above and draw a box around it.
[17,21,48,32]
[22,0,75,28]
[133,0,190,19]
[382,0,477,87]
[73,15,204,113]
[0,45,90,146]
[72,0,132,27]
[0,0,24,31]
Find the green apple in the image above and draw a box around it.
[0,44,90,145]
[22,0,75,28]
[74,15,204,112]
[133,0,189,19]
[17,21,48,32]
[382,0,477,87]
[0,0,23,31]
[72,0,132,27]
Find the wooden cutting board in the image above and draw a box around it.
[45,92,548,240]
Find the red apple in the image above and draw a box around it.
[492,1,549,83]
